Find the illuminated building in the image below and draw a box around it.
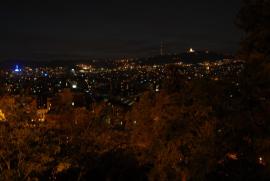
[188,48,195,53]
[36,109,48,122]
[14,65,22,72]
[72,83,77,89]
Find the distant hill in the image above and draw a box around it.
[0,51,234,68]
[136,51,234,65]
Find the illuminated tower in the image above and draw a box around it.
[160,41,164,56]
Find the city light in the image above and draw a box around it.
[0,109,6,121]
[189,48,195,53]
[72,84,77,89]
[0,0,267,180]
[14,65,22,72]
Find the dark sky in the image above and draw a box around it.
[0,0,242,60]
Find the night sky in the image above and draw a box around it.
[0,1,242,61]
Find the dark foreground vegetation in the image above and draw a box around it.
[0,73,269,181]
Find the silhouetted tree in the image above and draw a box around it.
[237,0,270,60]
[235,0,270,179]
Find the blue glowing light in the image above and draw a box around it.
[14,65,22,72]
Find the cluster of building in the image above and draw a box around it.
[0,56,244,124]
